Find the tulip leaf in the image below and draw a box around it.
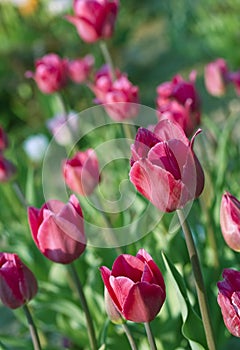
[162,252,207,350]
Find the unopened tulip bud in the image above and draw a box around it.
[220,192,240,251]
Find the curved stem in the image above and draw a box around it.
[22,304,42,350]
[69,263,98,350]
[144,322,157,350]
[122,323,138,350]
[177,209,216,350]
[99,41,116,81]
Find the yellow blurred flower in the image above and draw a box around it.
[17,0,38,16]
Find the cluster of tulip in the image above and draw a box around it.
[0,1,240,350]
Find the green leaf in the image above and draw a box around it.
[162,252,207,350]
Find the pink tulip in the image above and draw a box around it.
[25,53,68,94]
[0,253,38,309]
[217,268,240,337]
[66,0,119,43]
[156,71,201,137]
[0,127,8,152]
[28,195,86,264]
[67,55,94,83]
[0,156,16,182]
[220,192,240,251]
[204,58,229,96]
[100,248,166,323]
[91,65,139,121]
[129,120,204,212]
[62,149,100,196]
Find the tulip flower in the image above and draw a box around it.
[90,65,139,121]
[67,55,94,83]
[62,149,100,196]
[66,0,119,43]
[220,192,240,252]
[156,71,201,137]
[0,156,16,182]
[204,58,229,97]
[25,53,68,94]
[0,127,8,152]
[0,253,38,309]
[217,268,240,337]
[204,58,240,97]
[100,248,166,323]
[129,119,204,212]
[28,194,86,264]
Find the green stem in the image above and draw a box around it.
[122,123,135,142]
[177,209,216,350]
[99,41,116,81]
[199,197,220,271]
[12,181,28,209]
[144,322,157,350]
[122,323,138,350]
[22,304,42,350]
[69,263,98,350]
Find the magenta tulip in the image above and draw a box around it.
[220,192,240,251]
[217,268,240,337]
[62,149,100,196]
[26,53,68,94]
[67,55,94,83]
[91,65,139,121]
[129,120,204,212]
[0,253,38,309]
[66,0,119,43]
[28,195,86,264]
[0,156,16,182]
[156,71,201,136]
[100,249,166,323]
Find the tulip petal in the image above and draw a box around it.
[148,141,181,180]
[153,119,189,146]
[130,158,184,212]
[99,266,121,310]
[141,263,154,283]
[137,249,165,290]
[109,276,134,307]
[218,269,240,298]
[37,215,85,264]
[111,254,145,282]
[122,282,165,322]
[28,207,41,245]
[218,292,240,337]
[132,127,161,161]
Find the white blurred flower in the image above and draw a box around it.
[47,0,71,15]
[23,134,49,162]
[46,111,79,146]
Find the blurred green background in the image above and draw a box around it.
[0,0,240,349]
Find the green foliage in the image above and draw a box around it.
[0,1,240,350]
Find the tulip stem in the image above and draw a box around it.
[69,263,98,350]
[122,323,138,350]
[177,209,216,350]
[99,41,116,81]
[22,304,42,350]
[144,322,157,350]
[12,181,28,209]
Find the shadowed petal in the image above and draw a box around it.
[122,282,165,322]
